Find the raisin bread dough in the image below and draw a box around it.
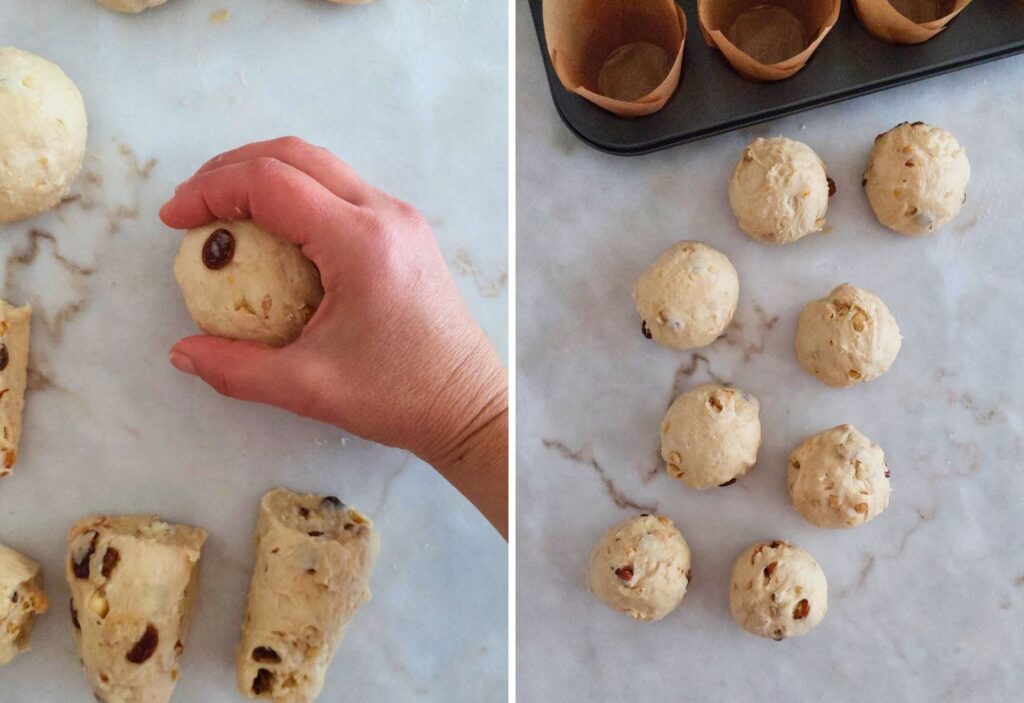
[174,220,324,347]
[66,515,207,703]
[0,47,88,224]
[789,424,891,529]
[633,241,739,350]
[96,0,171,12]
[0,544,48,665]
[729,540,827,641]
[586,514,691,622]
[864,122,970,236]
[661,383,761,489]
[729,137,831,245]
[0,301,30,479]
[237,489,380,702]
[796,283,901,388]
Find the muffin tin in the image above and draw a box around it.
[528,0,1024,155]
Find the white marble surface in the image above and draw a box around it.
[516,1,1024,699]
[0,1,507,700]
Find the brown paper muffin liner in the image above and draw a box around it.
[697,0,841,81]
[543,0,687,118]
[853,0,972,45]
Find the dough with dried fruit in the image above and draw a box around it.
[863,122,969,235]
[0,301,30,479]
[237,488,379,702]
[586,514,691,622]
[796,283,901,388]
[789,424,890,529]
[0,544,48,665]
[729,137,831,245]
[174,220,324,347]
[661,383,761,489]
[66,515,207,703]
[0,47,87,224]
[96,0,171,12]
[633,241,738,350]
[729,540,827,640]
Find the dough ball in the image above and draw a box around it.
[729,540,827,641]
[863,122,970,236]
[174,220,324,347]
[0,47,88,224]
[634,241,739,350]
[796,283,901,388]
[586,514,691,621]
[661,383,761,490]
[789,424,891,529]
[96,0,171,12]
[729,137,831,245]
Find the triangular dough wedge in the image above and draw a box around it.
[66,515,207,703]
[0,301,31,479]
[0,543,48,665]
[237,488,380,702]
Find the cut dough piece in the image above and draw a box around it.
[586,514,691,622]
[633,241,739,350]
[237,488,380,702]
[863,121,969,235]
[729,540,827,640]
[795,283,901,388]
[789,424,891,528]
[0,544,48,665]
[0,301,31,479]
[96,0,171,12]
[661,383,761,489]
[174,220,324,347]
[0,47,88,224]
[66,515,207,703]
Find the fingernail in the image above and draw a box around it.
[169,351,197,376]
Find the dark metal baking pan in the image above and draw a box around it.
[527,0,1024,155]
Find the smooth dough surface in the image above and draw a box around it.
[729,540,827,640]
[864,122,970,235]
[96,0,171,12]
[0,544,48,665]
[237,488,379,702]
[633,241,739,350]
[661,383,761,489]
[0,301,31,479]
[729,137,830,245]
[586,514,691,622]
[796,283,901,388]
[789,424,891,528]
[0,47,87,224]
[174,220,324,347]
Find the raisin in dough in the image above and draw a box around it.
[0,302,30,479]
[174,220,324,347]
[237,489,380,702]
[633,241,739,350]
[796,283,901,388]
[729,540,827,641]
[729,137,831,245]
[864,122,970,236]
[66,515,207,703]
[96,0,171,12]
[586,514,691,622]
[0,544,48,665]
[0,47,88,224]
[661,383,761,489]
[789,424,891,529]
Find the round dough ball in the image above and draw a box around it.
[0,47,87,224]
[586,514,692,622]
[729,540,827,641]
[729,137,831,245]
[96,0,171,12]
[174,220,324,347]
[863,122,970,236]
[789,424,891,529]
[633,241,739,350]
[661,383,761,490]
[796,283,901,388]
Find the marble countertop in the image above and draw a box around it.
[516,2,1023,699]
[0,1,507,701]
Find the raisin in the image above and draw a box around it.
[639,513,650,517]
[0,343,8,372]
[71,600,81,630]
[769,540,782,549]
[202,229,235,270]
[614,565,634,581]
[862,177,867,187]
[72,533,98,579]
[252,646,282,663]
[826,177,836,197]
[911,121,924,126]
[719,478,737,487]
[252,668,274,695]
[772,629,785,641]
[101,548,120,578]
[298,507,310,519]
[763,562,778,582]
[307,531,324,537]
[126,624,159,664]
[884,464,891,478]
[11,591,17,603]
[793,599,810,620]
[641,320,652,340]
[320,496,344,509]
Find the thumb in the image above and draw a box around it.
[169,336,300,407]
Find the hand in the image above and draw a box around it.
[160,137,508,538]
